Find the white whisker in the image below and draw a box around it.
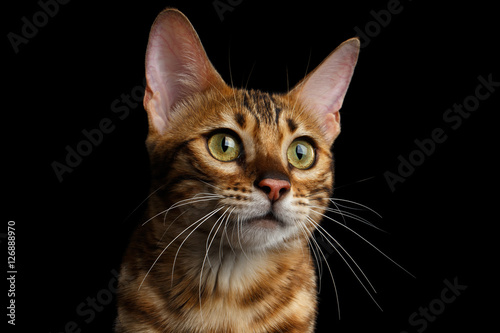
[224,213,237,256]
[310,204,384,231]
[122,184,166,222]
[237,216,252,262]
[141,195,223,227]
[330,198,383,219]
[310,209,415,279]
[199,207,231,323]
[157,210,187,246]
[301,219,341,320]
[296,220,323,293]
[204,207,230,271]
[329,199,348,225]
[333,176,377,190]
[306,217,383,312]
[220,207,237,261]
[172,206,228,285]
[138,206,225,291]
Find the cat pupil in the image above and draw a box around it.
[296,144,307,160]
[222,136,234,152]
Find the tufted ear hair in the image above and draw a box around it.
[143,8,226,135]
[289,38,360,144]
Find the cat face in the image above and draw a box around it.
[147,88,335,252]
[143,9,359,253]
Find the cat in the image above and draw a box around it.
[115,8,359,333]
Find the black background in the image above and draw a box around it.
[5,0,498,332]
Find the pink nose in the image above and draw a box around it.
[258,179,291,202]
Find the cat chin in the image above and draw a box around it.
[247,218,282,229]
[246,213,284,229]
[222,219,300,253]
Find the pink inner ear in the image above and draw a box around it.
[143,9,224,134]
[298,38,360,117]
[290,38,359,142]
[146,13,201,115]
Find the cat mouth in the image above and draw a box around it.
[246,213,284,229]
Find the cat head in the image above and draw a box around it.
[143,9,359,252]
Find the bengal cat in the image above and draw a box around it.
[116,8,360,333]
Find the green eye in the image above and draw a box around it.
[287,139,315,169]
[207,133,241,162]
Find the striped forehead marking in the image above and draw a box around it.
[241,90,282,126]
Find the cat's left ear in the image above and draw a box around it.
[290,38,360,144]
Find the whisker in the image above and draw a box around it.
[142,195,223,227]
[122,183,166,222]
[310,204,383,231]
[329,198,382,219]
[192,192,224,198]
[205,207,230,270]
[206,207,230,254]
[138,206,225,291]
[220,207,237,261]
[327,208,385,232]
[326,199,348,226]
[227,47,243,115]
[225,215,237,255]
[205,209,229,270]
[157,210,188,246]
[306,217,384,313]
[244,61,256,90]
[229,211,239,254]
[237,216,252,262]
[333,176,377,190]
[172,206,228,284]
[301,219,341,320]
[199,207,230,323]
[228,46,235,88]
[329,202,368,212]
[307,216,379,298]
[189,176,225,194]
[310,209,415,278]
[296,220,323,293]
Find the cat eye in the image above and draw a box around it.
[287,139,315,169]
[207,132,241,162]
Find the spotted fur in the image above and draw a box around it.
[116,8,359,333]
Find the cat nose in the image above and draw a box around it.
[257,178,291,202]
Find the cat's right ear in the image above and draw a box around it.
[290,38,360,144]
[143,9,225,135]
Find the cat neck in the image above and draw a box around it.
[118,202,317,332]
[193,242,308,290]
[168,228,308,291]
[139,211,312,294]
